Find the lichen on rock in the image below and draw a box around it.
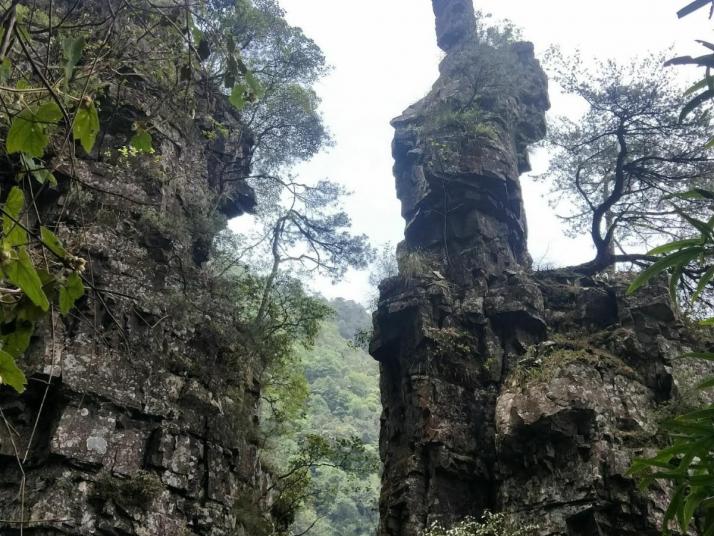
[370,2,712,535]
[0,10,269,536]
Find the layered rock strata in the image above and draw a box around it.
[370,2,708,534]
[0,66,268,536]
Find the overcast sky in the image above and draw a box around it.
[235,1,713,304]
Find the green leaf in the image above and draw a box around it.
[62,36,84,82]
[682,488,709,531]
[6,103,61,157]
[684,68,714,97]
[229,84,246,110]
[4,249,49,311]
[189,16,202,46]
[36,101,62,123]
[627,247,704,295]
[693,265,714,303]
[668,188,714,201]
[13,14,32,44]
[669,264,683,306]
[3,186,24,221]
[245,72,264,100]
[6,113,43,159]
[0,348,27,393]
[647,238,704,255]
[685,78,710,96]
[3,186,27,247]
[58,272,84,315]
[130,129,153,153]
[663,203,714,238]
[73,99,100,153]
[680,351,714,361]
[226,35,236,54]
[677,210,714,239]
[681,88,714,122]
[665,485,687,530]
[19,154,57,186]
[0,58,11,83]
[667,53,714,67]
[697,376,714,390]
[40,226,66,258]
[1,321,32,358]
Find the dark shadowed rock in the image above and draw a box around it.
[371,2,710,535]
[0,54,269,536]
[432,0,476,52]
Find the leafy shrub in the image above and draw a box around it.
[422,103,499,141]
[422,512,539,536]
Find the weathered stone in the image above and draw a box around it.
[0,5,270,534]
[372,2,711,535]
[433,0,476,52]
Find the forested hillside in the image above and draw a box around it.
[263,298,381,536]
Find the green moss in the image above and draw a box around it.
[202,118,232,141]
[138,202,225,252]
[397,248,440,280]
[421,102,499,142]
[508,339,640,389]
[482,355,502,380]
[91,471,163,510]
[424,326,475,358]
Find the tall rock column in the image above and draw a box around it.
[371,2,549,532]
[371,2,708,535]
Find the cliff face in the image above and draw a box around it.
[371,2,708,534]
[0,84,270,535]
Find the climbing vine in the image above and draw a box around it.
[0,0,263,392]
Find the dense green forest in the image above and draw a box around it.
[263,298,381,536]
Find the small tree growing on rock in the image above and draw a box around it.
[539,51,714,274]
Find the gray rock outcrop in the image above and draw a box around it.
[370,2,709,534]
[0,42,269,536]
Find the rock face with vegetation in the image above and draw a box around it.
[0,2,280,534]
[370,1,709,534]
[0,84,269,535]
